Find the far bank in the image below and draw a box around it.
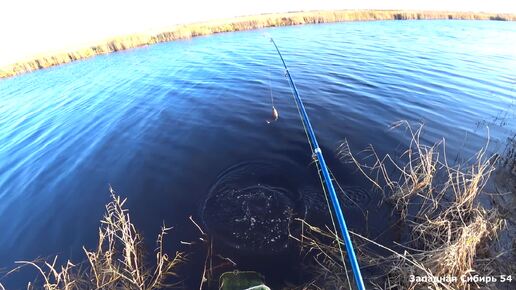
[1,9,515,79]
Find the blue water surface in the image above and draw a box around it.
[0,20,515,287]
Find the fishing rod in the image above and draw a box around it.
[269,37,366,290]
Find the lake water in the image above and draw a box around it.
[0,20,515,288]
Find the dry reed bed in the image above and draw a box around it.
[0,122,513,289]
[295,122,510,289]
[0,187,184,290]
[1,10,515,79]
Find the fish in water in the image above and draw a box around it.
[266,106,279,124]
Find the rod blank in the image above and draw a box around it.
[270,37,366,290]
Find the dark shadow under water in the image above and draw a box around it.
[196,147,398,288]
[1,20,514,289]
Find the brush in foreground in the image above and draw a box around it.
[1,187,184,290]
[294,121,508,289]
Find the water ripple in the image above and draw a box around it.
[0,20,515,287]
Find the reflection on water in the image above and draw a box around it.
[0,20,515,287]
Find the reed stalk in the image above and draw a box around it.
[296,122,508,289]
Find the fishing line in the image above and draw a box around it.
[269,37,366,290]
[314,161,353,289]
[283,70,352,284]
[291,71,354,290]
[265,64,279,124]
[328,168,368,216]
[269,43,349,282]
[268,64,275,108]
[291,82,352,288]
[264,34,279,124]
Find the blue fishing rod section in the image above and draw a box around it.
[270,38,366,290]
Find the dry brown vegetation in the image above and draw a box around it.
[1,10,515,79]
[0,187,184,290]
[1,123,513,289]
[295,122,511,289]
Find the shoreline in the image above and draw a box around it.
[1,9,515,79]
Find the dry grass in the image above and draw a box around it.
[338,121,442,219]
[0,187,184,290]
[296,122,508,289]
[0,123,512,289]
[1,10,515,79]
